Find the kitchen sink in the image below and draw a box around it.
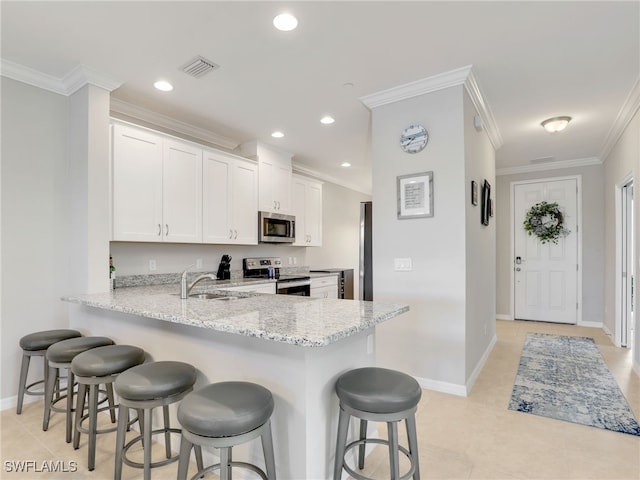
[189,293,238,301]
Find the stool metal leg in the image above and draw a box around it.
[16,353,31,414]
[195,445,204,471]
[220,446,231,480]
[73,383,87,449]
[333,406,350,480]
[387,422,399,480]
[406,416,420,480]
[163,405,172,458]
[177,435,193,480]
[143,407,153,480]
[42,364,58,431]
[358,419,368,469]
[106,383,116,423]
[115,404,129,480]
[65,370,75,443]
[261,420,276,480]
[87,383,98,471]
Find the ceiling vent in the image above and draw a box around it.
[181,56,219,78]
[530,156,555,164]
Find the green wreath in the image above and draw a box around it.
[523,201,570,244]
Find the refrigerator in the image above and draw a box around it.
[360,201,373,301]
[309,269,354,299]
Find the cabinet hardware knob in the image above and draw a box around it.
[157,224,161,236]
[234,230,238,239]
[165,224,169,236]
[229,229,233,239]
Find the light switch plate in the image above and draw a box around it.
[149,259,157,271]
[394,258,412,271]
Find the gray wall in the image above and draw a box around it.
[371,84,495,393]
[603,108,639,367]
[495,165,605,326]
[1,78,71,404]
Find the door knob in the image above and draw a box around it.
[516,267,521,272]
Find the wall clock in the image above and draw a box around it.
[400,124,428,154]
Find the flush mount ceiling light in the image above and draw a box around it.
[273,13,298,31]
[320,116,335,125]
[154,80,173,92]
[271,131,284,138]
[541,116,571,133]
[341,162,351,167]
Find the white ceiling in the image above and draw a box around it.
[2,1,638,193]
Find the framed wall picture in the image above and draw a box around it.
[471,180,478,206]
[481,179,491,225]
[397,171,433,219]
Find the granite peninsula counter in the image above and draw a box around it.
[63,284,409,480]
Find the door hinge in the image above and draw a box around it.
[576,302,579,310]
[576,264,579,271]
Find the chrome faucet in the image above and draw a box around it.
[180,265,217,299]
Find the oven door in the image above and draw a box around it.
[277,279,311,296]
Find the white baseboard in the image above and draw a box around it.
[578,320,604,328]
[0,394,40,412]
[633,359,640,378]
[414,376,467,397]
[466,334,497,394]
[496,314,513,321]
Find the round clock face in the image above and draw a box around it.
[400,124,428,154]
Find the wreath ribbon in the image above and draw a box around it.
[523,201,570,244]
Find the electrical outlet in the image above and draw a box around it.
[288,257,293,265]
[149,259,157,271]
[293,257,297,265]
[394,258,412,271]
[196,258,203,269]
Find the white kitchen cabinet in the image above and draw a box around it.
[292,175,323,246]
[112,123,202,243]
[239,141,292,214]
[310,275,338,299]
[224,283,276,294]
[203,149,258,245]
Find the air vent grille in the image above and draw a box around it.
[181,56,219,78]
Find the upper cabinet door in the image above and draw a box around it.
[162,140,203,243]
[305,181,322,246]
[203,151,233,243]
[231,159,258,244]
[112,124,163,242]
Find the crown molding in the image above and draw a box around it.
[110,98,239,151]
[600,76,640,162]
[292,163,371,195]
[496,156,602,176]
[359,65,502,150]
[0,59,121,95]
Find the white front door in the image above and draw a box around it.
[514,178,579,324]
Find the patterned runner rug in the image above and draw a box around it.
[509,333,640,436]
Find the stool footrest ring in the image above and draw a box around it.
[122,427,182,469]
[342,438,416,480]
[76,405,136,436]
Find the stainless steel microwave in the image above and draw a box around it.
[258,211,296,243]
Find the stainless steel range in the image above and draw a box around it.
[243,257,311,296]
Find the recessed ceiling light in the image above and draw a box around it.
[271,131,284,138]
[154,80,173,92]
[341,162,351,168]
[541,116,571,133]
[320,116,335,125]
[273,13,298,31]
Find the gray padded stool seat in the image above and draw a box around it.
[114,361,197,480]
[43,336,115,442]
[71,345,145,471]
[334,367,422,480]
[177,381,276,480]
[16,329,82,414]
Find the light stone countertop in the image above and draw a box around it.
[62,283,409,347]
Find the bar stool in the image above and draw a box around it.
[43,336,115,442]
[16,329,82,414]
[176,381,276,480]
[71,344,145,471]
[114,361,197,480]
[333,367,422,480]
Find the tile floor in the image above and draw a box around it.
[1,320,639,479]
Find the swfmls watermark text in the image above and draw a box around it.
[4,460,78,474]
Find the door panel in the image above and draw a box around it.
[514,179,578,323]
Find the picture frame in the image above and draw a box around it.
[471,180,478,206]
[481,179,491,225]
[397,171,433,219]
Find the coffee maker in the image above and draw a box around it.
[216,254,232,280]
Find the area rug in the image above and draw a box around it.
[508,333,640,436]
